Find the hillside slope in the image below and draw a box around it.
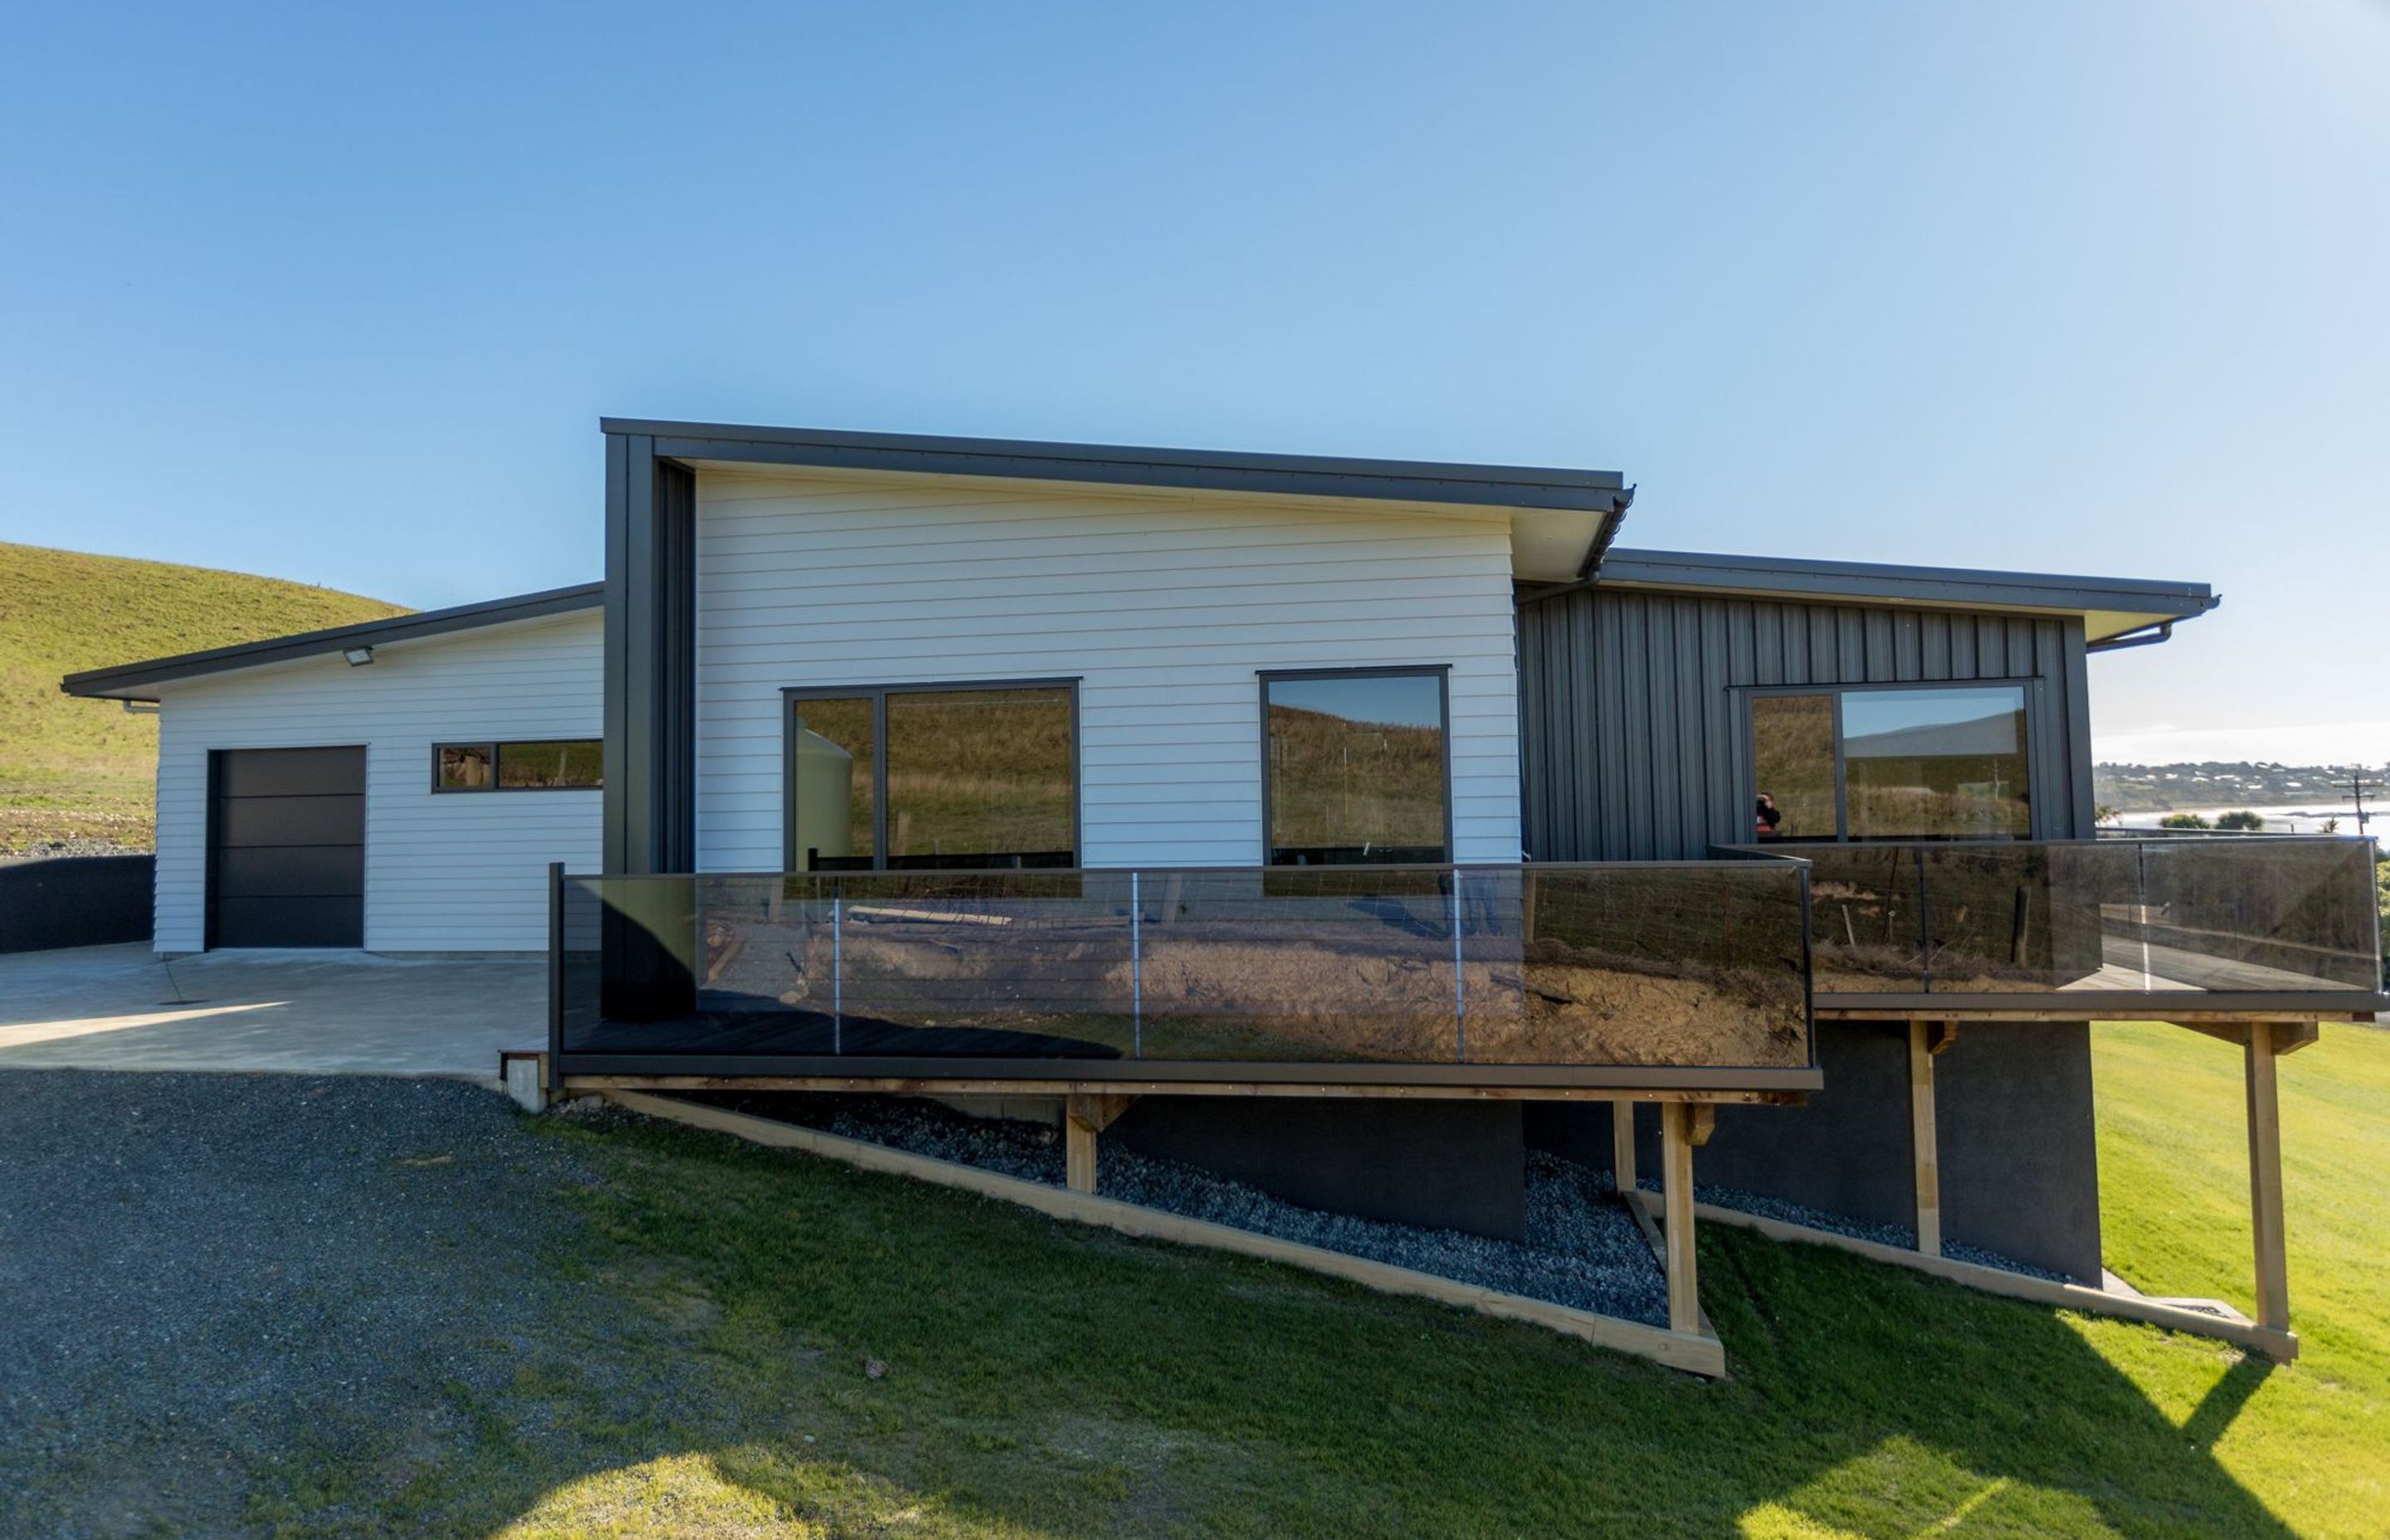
[0,543,407,854]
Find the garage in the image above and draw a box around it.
[207,747,366,948]
[59,586,605,954]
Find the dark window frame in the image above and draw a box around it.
[431,739,606,793]
[1738,679,2041,842]
[1257,665,1456,866]
[780,678,1083,873]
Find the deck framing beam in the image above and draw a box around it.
[1693,1199,2296,1360]
[558,1074,1805,1104]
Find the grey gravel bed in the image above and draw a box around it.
[690,1094,1672,1327]
[0,1070,629,1540]
[1641,1177,2071,1284]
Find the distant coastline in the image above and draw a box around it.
[2094,760,2382,816]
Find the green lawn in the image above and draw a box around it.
[280,1021,2388,1538]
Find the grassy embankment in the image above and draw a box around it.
[0,542,403,854]
[246,1017,2390,1538]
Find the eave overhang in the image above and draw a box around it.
[1562,548,2219,643]
[602,418,1633,583]
[59,582,603,701]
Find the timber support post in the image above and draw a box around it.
[1612,1098,1638,1196]
[2245,1021,2290,1338]
[1909,1018,1943,1258]
[1065,1093,1138,1196]
[1661,1100,1700,1334]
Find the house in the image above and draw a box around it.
[63,418,2384,1374]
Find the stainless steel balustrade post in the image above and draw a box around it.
[1451,867,1466,1061]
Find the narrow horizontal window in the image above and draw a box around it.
[434,740,602,792]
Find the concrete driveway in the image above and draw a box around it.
[0,943,544,1082]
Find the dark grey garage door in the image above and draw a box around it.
[207,747,365,948]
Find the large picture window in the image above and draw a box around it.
[1749,684,2032,841]
[788,682,1076,870]
[1262,668,1450,865]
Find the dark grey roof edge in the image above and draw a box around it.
[61,582,603,699]
[602,417,1630,514]
[1588,547,2219,620]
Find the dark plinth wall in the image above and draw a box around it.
[1112,1097,1528,1241]
[0,855,153,953]
[1524,1021,2105,1283]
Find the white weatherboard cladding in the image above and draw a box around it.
[692,470,1525,871]
[152,611,602,952]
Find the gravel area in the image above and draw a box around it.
[690,1094,1672,1326]
[0,839,147,862]
[0,1070,622,1539]
[1645,1177,2071,1283]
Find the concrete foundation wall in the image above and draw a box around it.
[1524,1021,2104,1282]
[1111,1097,1528,1240]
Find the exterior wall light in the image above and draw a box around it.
[344,646,375,666]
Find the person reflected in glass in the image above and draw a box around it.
[1755,792,1784,839]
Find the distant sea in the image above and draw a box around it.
[2114,800,2385,847]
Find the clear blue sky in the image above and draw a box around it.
[3,2,2383,764]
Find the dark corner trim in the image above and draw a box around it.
[602,438,696,875]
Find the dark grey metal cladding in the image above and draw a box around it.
[61,584,603,699]
[1517,587,2097,860]
[600,437,699,1016]
[206,746,365,948]
[603,417,1632,517]
[602,437,695,875]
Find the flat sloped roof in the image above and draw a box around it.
[605,417,1633,515]
[1584,548,2218,643]
[60,582,602,701]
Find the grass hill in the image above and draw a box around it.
[125,1020,2380,1535]
[0,542,407,855]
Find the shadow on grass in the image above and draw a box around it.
[2178,1356,2275,1453]
[334,1110,2299,1540]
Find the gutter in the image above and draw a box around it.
[1513,482,1639,604]
[2087,620,2175,654]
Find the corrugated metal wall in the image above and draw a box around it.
[1517,586,2096,860]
